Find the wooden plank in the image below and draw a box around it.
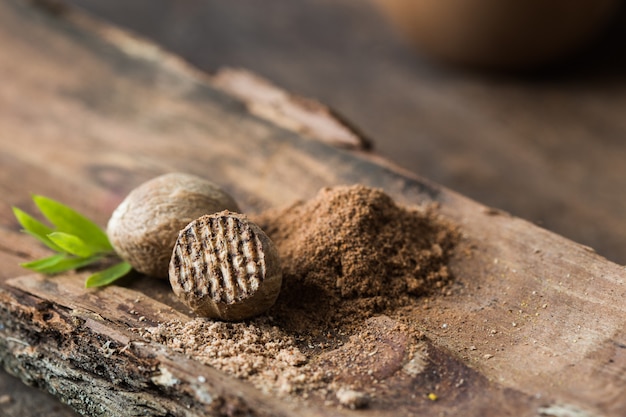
[211,67,371,150]
[63,0,626,266]
[0,1,624,416]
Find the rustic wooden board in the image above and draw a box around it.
[63,0,626,266]
[0,1,625,416]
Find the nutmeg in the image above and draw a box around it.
[169,211,282,321]
[107,173,240,278]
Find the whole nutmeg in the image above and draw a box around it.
[169,211,282,321]
[107,173,240,278]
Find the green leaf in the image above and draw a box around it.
[85,261,132,288]
[29,254,102,274]
[15,194,132,288]
[32,195,113,253]
[20,253,67,271]
[47,232,98,258]
[12,207,63,252]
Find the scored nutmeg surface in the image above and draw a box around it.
[107,172,240,278]
[169,211,282,321]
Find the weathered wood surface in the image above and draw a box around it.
[0,367,77,417]
[0,1,625,416]
[63,0,626,266]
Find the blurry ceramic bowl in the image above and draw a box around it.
[374,0,620,70]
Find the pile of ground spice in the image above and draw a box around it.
[138,185,458,402]
[256,184,457,335]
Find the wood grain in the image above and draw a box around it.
[63,0,626,265]
[0,1,625,416]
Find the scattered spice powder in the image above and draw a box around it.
[138,185,458,403]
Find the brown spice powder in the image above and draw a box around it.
[257,185,457,336]
[139,185,458,401]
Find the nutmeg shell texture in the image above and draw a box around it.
[169,212,282,321]
[107,173,240,278]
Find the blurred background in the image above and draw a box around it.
[60,0,626,262]
[3,1,626,415]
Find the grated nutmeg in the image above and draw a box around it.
[169,211,282,321]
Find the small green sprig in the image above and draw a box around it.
[12,195,131,288]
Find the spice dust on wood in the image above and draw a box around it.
[137,185,459,405]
